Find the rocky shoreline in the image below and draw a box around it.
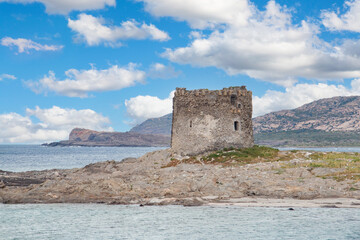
[1,149,360,207]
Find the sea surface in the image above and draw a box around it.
[0,204,359,240]
[0,145,165,172]
[1,145,360,240]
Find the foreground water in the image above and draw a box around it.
[1,145,360,239]
[0,145,165,172]
[0,204,359,240]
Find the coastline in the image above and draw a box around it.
[1,148,360,206]
[1,197,359,208]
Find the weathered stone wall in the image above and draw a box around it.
[171,86,254,155]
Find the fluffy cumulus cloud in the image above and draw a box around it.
[1,37,63,54]
[253,79,360,117]
[322,0,360,32]
[139,0,360,86]
[28,64,146,97]
[68,13,170,46]
[125,91,174,124]
[0,106,112,143]
[0,73,16,81]
[138,0,252,29]
[0,0,115,15]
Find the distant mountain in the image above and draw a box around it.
[253,96,360,133]
[43,128,170,147]
[130,113,172,136]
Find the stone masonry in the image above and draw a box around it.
[171,86,254,156]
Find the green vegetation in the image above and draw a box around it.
[200,145,279,164]
[162,145,296,168]
[282,152,360,182]
[255,130,360,147]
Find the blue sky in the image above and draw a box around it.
[1,0,360,143]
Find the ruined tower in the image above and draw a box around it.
[171,86,254,156]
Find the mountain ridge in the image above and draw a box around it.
[253,96,360,133]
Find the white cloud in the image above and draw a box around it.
[1,37,63,54]
[27,64,146,97]
[139,0,360,86]
[0,74,16,81]
[253,79,360,117]
[68,13,170,46]
[0,0,115,15]
[148,63,181,79]
[0,106,112,143]
[322,0,360,32]
[125,91,174,124]
[138,0,252,29]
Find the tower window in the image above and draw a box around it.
[190,120,192,128]
[230,95,236,105]
[234,121,239,131]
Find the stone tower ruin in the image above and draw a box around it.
[171,86,254,156]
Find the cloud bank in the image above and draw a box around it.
[68,14,170,46]
[0,106,112,143]
[139,0,360,87]
[28,64,146,97]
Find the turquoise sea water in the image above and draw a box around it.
[1,145,360,239]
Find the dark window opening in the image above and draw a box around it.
[238,103,241,108]
[230,95,236,105]
[234,121,239,131]
[190,121,192,128]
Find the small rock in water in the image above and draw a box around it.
[288,208,294,211]
[139,204,144,207]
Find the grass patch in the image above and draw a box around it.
[200,145,280,165]
[162,145,296,168]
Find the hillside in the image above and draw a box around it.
[252,96,360,146]
[253,96,360,133]
[130,113,172,135]
[43,128,170,147]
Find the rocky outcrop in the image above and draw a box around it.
[1,149,359,205]
[43,128,170,147]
